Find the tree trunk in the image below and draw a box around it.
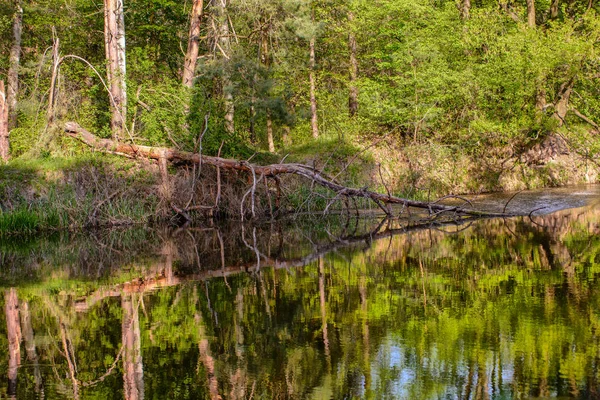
[197,312,222,400]
[550,0,559,18]
[526,0,536,27]
[282,125,291,146]
[7,0,22,130]
[535,87,546,124]
[461,0,471,19]
[261,31,275,152]
[0,81,9,161]
[5,288,22,398]
[348,11,359,117]
[47,36,60,126]
[217,0,235,134]
[122,294,144,400]
[104,0,127,140]
[554,78,573,125]
[182,0,204,88]
[318,258,331,370]
[266,111,274,152]
[309,36,319,138]
[19,301,43,396]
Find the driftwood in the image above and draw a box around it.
[64,121,514,219]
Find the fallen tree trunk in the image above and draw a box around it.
[64,121,514,219]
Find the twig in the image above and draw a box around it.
[503,190,523,214]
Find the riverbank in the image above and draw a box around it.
[0,128,598,236]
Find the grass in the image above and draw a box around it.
[0,153,158,236]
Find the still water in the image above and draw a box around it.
[1,186,600,399]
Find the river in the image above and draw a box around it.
[1,185,599,399]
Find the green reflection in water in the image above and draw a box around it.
[0,205,599,399]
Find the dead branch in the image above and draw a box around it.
[64,121,516,219]
[570,108,600,130]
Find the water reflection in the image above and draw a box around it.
[1,202,600,399]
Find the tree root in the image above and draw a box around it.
[64,121,517,220]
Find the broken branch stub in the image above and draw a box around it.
[64,121,515,219]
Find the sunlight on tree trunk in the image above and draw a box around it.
[0,81,9,162]
[104,0,127,140]
[5,288,21,399]
[526,0,536,27]
[217,0,235,135]
[309,35,319,139]
[7,0,22,130]
[182,0,204,88]
[261,31,275,152]
[122,294,144,400]
[348,11,358,117]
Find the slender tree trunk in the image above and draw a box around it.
[59,322,80,399]
[309,36,319,138]
[461,0,471,19]
[197,312,222,399]
[526,0,536,27]
[0,81,9,162]
[230,288,246,400]
[359,276,371,394]
[5,288,22,399]
[261,31,275,152]
[554,78,574,126]
[182,0,204,88]
[249,101,256,142]
[116,0,127,111]
[535,87,547,124]
[20,301,43,396]
[47,35,60,126]
[266,112,274,152]
[217,0,235,134]
[318,258,331,369]
[550,0,559,18]
[348,12,358,117]
[104,0,127,140]
[282,126,291,146]
[122,294,144,400]
[7,0,22,130]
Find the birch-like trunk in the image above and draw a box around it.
[7,0,22,130]
[526,0,536,27]
[182,0,204,88]
[20,301,43,396]
[309,36,319,138]
[261,31,275,152]
[0,81,9,161]
[122,294,144,400]
[217,0,235,134]
[104,0,127,140]
[5,288,22,398]
[318,258,331,369]
[348,11,358,117]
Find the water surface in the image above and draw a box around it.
[1,187,600,399]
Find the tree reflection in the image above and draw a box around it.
[1,205,600,398]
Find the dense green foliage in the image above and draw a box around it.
[1,0,600,156]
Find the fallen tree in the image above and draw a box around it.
[64,121,515,220]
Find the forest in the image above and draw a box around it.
[1,0,600,230]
